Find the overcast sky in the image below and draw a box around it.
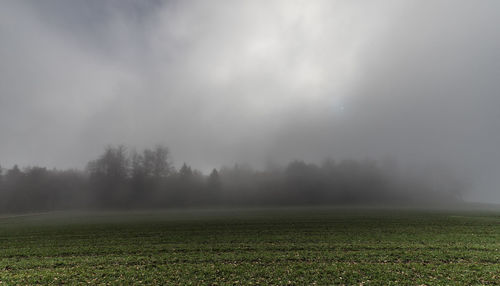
[1,0,499,202]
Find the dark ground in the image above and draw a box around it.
[0,207,499,285]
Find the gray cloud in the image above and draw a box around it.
[1,0,499,201]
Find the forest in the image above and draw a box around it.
[0,145,465,213]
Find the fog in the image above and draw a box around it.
[1,1,499,204]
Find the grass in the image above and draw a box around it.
[0,207,500,285]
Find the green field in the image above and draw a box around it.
[1,208,500,285]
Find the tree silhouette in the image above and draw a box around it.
[0,145,466,213]
[87,145,129,207]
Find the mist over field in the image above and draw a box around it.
[1,0,499,205]
[3,2,500,285]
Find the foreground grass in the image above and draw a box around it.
[0,208,499,285]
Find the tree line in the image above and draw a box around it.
[0,145,465,213]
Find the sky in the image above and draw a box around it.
[0,0,499,202]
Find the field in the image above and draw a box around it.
[1,208,500,285]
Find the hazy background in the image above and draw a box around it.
[0,0,499,202]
